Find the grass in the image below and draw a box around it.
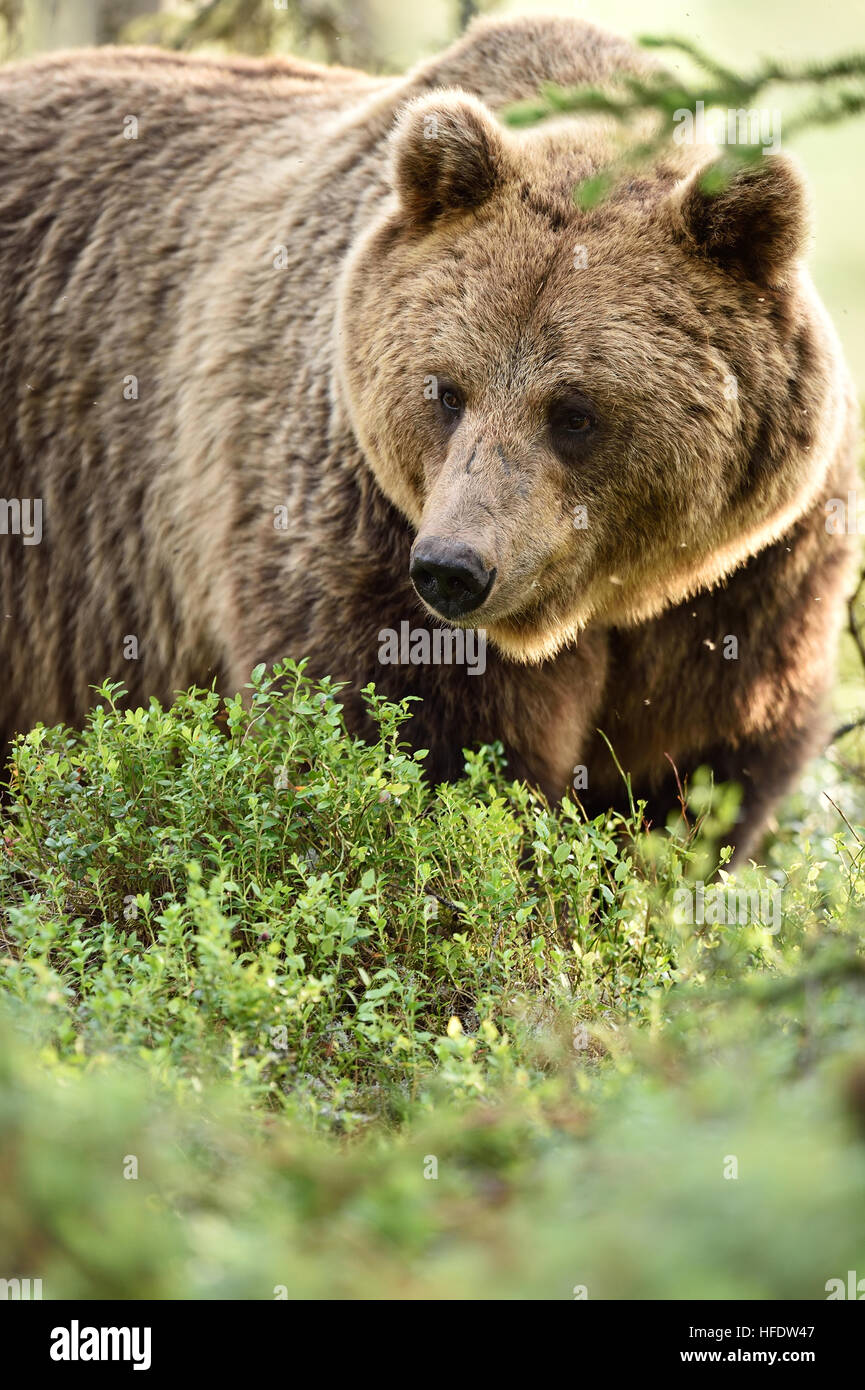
[1,660,865,1299]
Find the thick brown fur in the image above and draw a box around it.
[0,16,860,860]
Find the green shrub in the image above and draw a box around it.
[1,663,864,1296]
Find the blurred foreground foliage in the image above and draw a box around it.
[506,34,865,208]
[1,663,864,1297]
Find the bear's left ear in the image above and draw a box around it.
[391,90,511,223]
[666,155,810,287]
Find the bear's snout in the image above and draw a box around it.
[409,538,495,620]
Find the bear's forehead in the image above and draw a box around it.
[413,217,730,411]
[508,122,692,211]
[422,199,681,327]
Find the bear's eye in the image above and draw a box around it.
[550,393,598,455]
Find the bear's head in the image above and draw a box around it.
[338,89,843,661]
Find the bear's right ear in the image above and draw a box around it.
[665,155,810,288]
[391,90,510,223]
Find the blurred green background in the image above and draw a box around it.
[2,0,864,395]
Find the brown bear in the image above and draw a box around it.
[0,15,859,861]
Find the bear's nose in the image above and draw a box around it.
[409,538,495,619]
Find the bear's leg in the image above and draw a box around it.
[640,711,828,865]
[683,713,831,865]
[582,690,831,866]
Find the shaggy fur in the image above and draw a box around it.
[0,16,859,858]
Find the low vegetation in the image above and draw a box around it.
[2,663,864,1298]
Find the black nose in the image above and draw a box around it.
[410,538,495,618]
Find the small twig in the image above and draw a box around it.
[663,750,690,832]
[487,922,505,962]
[831,715,865,743]
[823,794,865,875]
[596,729,636,819]
[430,891,463,916]
[847,571,865,669]
[830,570,865,743]
[240,705,273,745]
